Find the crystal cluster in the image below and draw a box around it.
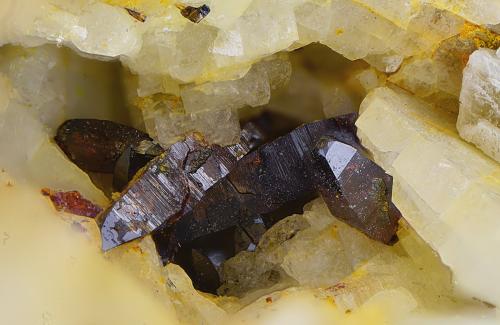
[3,0,497,149]
[99,116,400,262]
[220,198,454,311]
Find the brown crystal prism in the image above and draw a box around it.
[97,133,252,250]
[313,138,400,243]
[99,114,402,261]
[55,119,152,173]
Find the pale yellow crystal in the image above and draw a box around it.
[181,54,291,113]
[357,86,500,306]
[142,98,241,146]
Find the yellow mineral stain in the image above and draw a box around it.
[460,22,500,50]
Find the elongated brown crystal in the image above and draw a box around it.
[97,134,252,250]
[55,119,152,173]
[99,114,402,262]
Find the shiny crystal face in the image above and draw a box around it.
[0,0,500,324]
[315,139,400,244]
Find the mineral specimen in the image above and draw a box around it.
[98,132,252,250]
[55,119,152,173]
[41,188,102,218]
[3,0,500,323]
[99,114,401,267]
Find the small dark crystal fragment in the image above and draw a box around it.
[171,219,266,293]
[41,188,102,218]
[125,8,146,22]
[177,4,210,23]
[113,140,164,191]
[55,119,152,173]
[240,111,304,147]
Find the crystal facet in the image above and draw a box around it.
[98,115,401,261]
[55,119,152,173]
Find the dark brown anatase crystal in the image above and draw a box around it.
[153,114,370,261]
[99,113,402,266]
[177,4,210,23]
[97,133,252,250]
[313,138,401,243]
[55,119,152,173]
[125,8,146,22]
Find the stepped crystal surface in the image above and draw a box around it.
[101,116,401,259]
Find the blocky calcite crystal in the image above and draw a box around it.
[99,115,401,265]
[457,48,500,162]
[55,119,152,173]
[356,86,500,306]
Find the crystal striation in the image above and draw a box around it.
[97,133,252,250]
[99,115,401,261]
[153,115,400,262]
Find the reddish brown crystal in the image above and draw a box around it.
[55,119,152,173]
[41,188,102,218]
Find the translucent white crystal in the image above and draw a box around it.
[72,2,141,57]
[212,0,299,67]
[169,23,218,82]
[389,57,462,112]
[203,0,254,30]
[457,48,500,162]
[353,68,383,94]
[0,46,65,129]
[142,98,241,146]
[181,54,291,113]
[357,86,500,306]
[431,0,500,25]
[295,1,333,45]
